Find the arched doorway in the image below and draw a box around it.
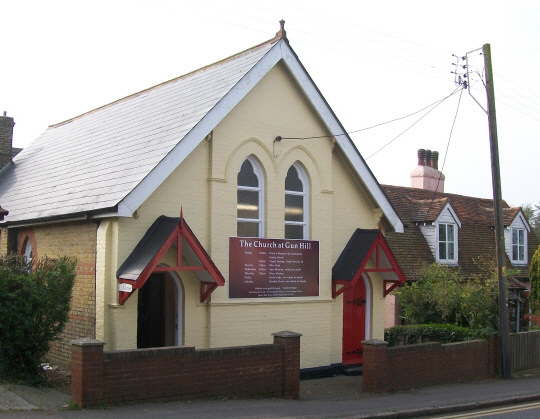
[342,274,371,365]
[137,272,183,348]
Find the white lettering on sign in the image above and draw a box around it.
[119,283,133,293]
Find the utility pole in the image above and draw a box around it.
[483,43,511,379]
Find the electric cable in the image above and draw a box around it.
[422,86,464,222]
[278,86,463,143]
[366,86,462,160]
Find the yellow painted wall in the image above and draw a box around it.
[104,61,388,368]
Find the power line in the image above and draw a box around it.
[366,86,462,159]
[422,87,465,222]
[278,86,463,143]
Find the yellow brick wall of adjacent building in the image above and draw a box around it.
[105,62,387,367]
[16,221,97,369]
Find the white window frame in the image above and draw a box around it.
[237,156,264,238]
[436,222,457,264]
[284,162,309,240]
[511,227,527,264]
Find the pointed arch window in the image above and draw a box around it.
[285,163,309,239]
[237,157,264,237]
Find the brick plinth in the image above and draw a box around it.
[273,330,302,399]
[71,339,104,407]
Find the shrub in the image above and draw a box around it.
[0,256,76,384]
[384,324,494,347]
[531,246,540,312]
[393,263,498,330]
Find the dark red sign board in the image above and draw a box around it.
[229,237,319,298]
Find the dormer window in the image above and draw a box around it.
[437,223,457,263]
[511,228,526,263]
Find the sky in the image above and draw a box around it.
[1,0,539,208]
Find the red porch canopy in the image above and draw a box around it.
[332,229,405,299]
[116,213,225,305]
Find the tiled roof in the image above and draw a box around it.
[382,185,539,280]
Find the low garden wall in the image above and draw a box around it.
[362,338,497,393]
[71,331,301,407]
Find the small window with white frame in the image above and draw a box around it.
[511,228,526,263]
[437,223,457,263]
[284,163,309,240]
[237,156,264,238]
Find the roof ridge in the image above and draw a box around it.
[49,37,280,129]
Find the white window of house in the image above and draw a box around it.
[437,223,457,263]
[23,237,33,266]
[285,163,308,240]
[511,228,526,263]
[237,157,264,237]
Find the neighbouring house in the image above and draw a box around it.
[0,23,405,372]
[382,149,540,331]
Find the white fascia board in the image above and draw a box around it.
[278,42,404,233]
[435,202,462,228]
[510,211,531,232]
[117,42,284,217]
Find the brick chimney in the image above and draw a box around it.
[410,148,445,192]
[0,112,16,170]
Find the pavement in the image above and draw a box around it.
[1,370,540,418]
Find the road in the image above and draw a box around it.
[430,401,540,418]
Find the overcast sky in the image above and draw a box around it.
[1,0,539,208]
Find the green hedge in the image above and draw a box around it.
[384,324,494,347]
[0,256,75,384]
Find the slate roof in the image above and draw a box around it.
[381,184,539,281]
[0,39,275,223]
[0,30,403,233]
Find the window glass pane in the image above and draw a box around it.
[518,229,525,245]
[237,190,259,219]
[513,245,519,260]
[439,242,446,259]
[285,194,303,222]
[519,246,524,260]
[285,224,304,240]
[285,166,303,192]
[238,160,258,187]
[447,225,454,242]
[237,221,259,238]
[512,229,518,244]
[448,243,454,260]
[439,224,446,241]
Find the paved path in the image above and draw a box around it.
[2,372,540,418]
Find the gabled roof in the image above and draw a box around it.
[332,229,406,298]
[117,214,225,305]
[0,29,402,233]
[381,184,540,279]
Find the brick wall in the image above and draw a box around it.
[18,221,98,368]
[362,338,497,393]
[71,331,301,407]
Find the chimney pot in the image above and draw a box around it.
[417,149,426,166]
[431,151,439,170]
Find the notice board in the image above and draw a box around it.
[229,237,319,298]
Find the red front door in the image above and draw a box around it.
[342,278,366,365]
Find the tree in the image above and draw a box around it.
[522,202,540,240]
[0,256,76,384]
